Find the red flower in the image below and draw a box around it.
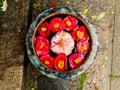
[40,55,54,69]
[77,41,90,54]
[72,26,88,41]
[63,16,78,31]
[50,17,63,32]
[54,53,67,71]
[50,2,57,8]
[37,22,50,37]
[35,36,50,56]
[69,53,85,69]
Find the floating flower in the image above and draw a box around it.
[50,1,57,8]
[40,55,54,69]
[63,16,78,31]
[72,26,88,41]
[51,31,75,56]
[69,53,85,69]
[35,36,50,56]
[50,17,63,32]
[37,22,50,37]
[1,0,8,11]
[77,41,90,54]
[54,53,67,71]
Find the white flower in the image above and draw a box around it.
[1,0,8,11]
[51,31,75,56]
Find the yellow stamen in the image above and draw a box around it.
[77,31,83,38]
[39,42,45,49]
[74,58,80,64]
[59,40,64,46]
[44,60,50,65]
[54,23,60,28]
[62,31,67,36]
[58,60,64,68]
[81,45,87,50]
[41,27,47,31]
[66,20,72,26]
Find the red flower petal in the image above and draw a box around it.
[71,26,88,41]
[69,53,85,69]
[50,2,57,8]
[77,41,90,54]
[54,53,67,71]
[50,17,63,32]
[63,16,78,31]
[40,55,54,69]
[35,36,50,56]
[37,22,50,37]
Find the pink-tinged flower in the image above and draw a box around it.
[50,1,57,8]
[35,36,50,56]
[77,41,90,54]
[37,22,50,37]
[63,16,78,31]
[51,31,75,56]
[72,26,88,41]
[69,53,85,69]
[40,55,54,69]
[54,53,67,71]
[50,17,63,32]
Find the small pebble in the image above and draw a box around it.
[66,1,70,4]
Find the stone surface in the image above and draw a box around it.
[111,77,120,90]
[112,0,120,76]
[111,0,120,90]
[0,0,30,90]
[37,75,69,90]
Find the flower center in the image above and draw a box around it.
[39,42,45,49]
[59,40,64,46]
[44,60,50,65]
[54,23,60,28]
[58,60,64,68]
[66,20,72,26]
[62,31,67,36]
[81,45,87,51]
[77,31,83,38]
[41,27,47,32]
[74,58,80,64]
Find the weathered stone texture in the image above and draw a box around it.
[0,0,30,90]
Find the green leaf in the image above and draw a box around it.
[78,86,83,90]
[90,15,98,19]
[33,3,38,9]
[31,88,35,90]
[79,73,87,84]
[109,74,115,79]
[25,79,29,90]
[97,12,106,21]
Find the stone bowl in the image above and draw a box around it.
[26,6,98,79]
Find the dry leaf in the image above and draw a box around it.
[83,8,89,14]
[97,12,106,21]
[108,23,113,28]
[95,87,99,90]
